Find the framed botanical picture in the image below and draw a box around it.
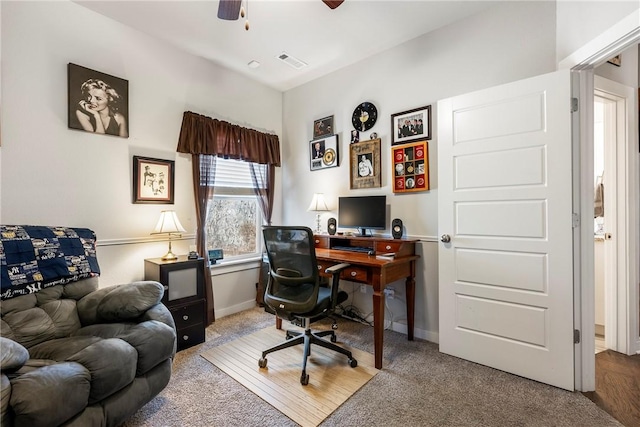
[310,134,339,171]
[67,63,129,138]
[392,140,429,193]
[133,156,175,204]
[313,115,334,139]
[391,105,431,145]
[350,138,381,189]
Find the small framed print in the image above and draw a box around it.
[313,115,334,139]
[392,140,429,193]
[391,105,431,145]
[133,156,175,204]
[350,138,381,189]
[310,134,339,171]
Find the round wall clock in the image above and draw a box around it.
[352,102,378,132]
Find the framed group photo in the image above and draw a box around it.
[67,63,129,138]
[313,115,334,139]
[133,156,175,204]
[391,105,431,145]
[350,138,381,189]
[309,134,339,171]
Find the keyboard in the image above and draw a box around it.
[332,245,372,253]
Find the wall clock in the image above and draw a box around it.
[352,102,378,132]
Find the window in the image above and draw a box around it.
[202,157,265,261]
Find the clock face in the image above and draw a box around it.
[352,102,378,132]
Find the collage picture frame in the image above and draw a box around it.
[392,140,429,193]
[133,156,175,204]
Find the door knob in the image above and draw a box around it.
[440,234,451,243]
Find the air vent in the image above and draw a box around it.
[277,52,307,70]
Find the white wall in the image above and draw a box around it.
[556,0,640,64]
[281,1,557,340]
[0,2,282,312]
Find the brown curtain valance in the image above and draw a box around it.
[177,111,281,166]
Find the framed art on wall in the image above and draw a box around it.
[310,134,339,171]
[67,63,129,138]
[313,115,334,139]
[133,156,175,204]
[350,138,381,189]
[391,105,431,145]
[392,140,429,193]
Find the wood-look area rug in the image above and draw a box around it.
[201,325,379,427]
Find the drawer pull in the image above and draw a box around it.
[182,335,189,341]
[315,239,320,244]
[183,315,189,321]
[386,245,391,250]
[350,271,357,277]
[317,265,322,270]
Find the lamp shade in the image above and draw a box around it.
[307,193,329,212]
[152,210,186,235]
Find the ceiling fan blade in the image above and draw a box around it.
[322,0,345,10]
[218,0,242,20]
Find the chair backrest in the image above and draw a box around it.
[262,226,320,318]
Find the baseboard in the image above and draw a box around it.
[216,300,258,319]
[387,321,439,344]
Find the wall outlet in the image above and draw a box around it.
[384,286,395,299]
[360,284,367,294]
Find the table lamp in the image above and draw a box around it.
[152,210,186,260]
[307,193,329,234]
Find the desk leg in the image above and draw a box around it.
[406,274,415,341]
[372,280,384,369]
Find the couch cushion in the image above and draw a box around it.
[29,336,137,403]
[10,361,90,427]
[0,337,29,372]
[75,320,175,375]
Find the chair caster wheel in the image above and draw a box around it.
[331,322,338,330]
[331,334,337,343]
[259,357,268,368]
[349,358,358,368]
[301,372,309,385]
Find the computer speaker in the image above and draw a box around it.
[391,218,403,239]
[327,217,337,235]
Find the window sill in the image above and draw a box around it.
[209,256,262,276]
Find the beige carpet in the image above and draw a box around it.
[201,325,379,427]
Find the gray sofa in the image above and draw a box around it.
[0,277,177,427]
[0,225,176,427]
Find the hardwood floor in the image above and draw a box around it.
[583,350,640,427]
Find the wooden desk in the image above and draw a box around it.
[314,235,419,369]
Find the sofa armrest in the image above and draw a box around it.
[0,337,29,373]
[77,281,164,325]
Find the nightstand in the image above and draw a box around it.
[144,256,206,351]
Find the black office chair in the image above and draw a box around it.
[259,226,358,385]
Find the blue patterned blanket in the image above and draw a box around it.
[0,225,100,300]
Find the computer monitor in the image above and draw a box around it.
[338,195,386,237]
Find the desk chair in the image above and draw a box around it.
[259,226,358,385]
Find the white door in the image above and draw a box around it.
[438,70,575,390]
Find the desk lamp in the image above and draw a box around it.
[307,193,329,234]
[152,210,186,260]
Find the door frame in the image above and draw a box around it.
[561,12,640,391]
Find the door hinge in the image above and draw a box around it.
[571,97,579,112]
[572,213,580,228]
[574,329,581,344]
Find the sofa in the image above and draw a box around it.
[0,226,177,427]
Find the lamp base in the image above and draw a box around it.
[161,240,178,261]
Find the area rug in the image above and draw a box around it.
[201,325,379,427]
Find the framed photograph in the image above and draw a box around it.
[392,140,429,193]
[310,134,339,171]
[607,55,621,67]
[313,115,334,139]
[391,105,431,145]
[133,156,175,204]
[68,63,129,138]
[350,138,381,189]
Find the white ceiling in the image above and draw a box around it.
[75,0,499,92]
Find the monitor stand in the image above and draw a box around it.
[358,228,373,237]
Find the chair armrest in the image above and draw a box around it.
[0,338,29,373]
[77,281,164,325]
[325,263,350,275]
[325,263,350,307]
